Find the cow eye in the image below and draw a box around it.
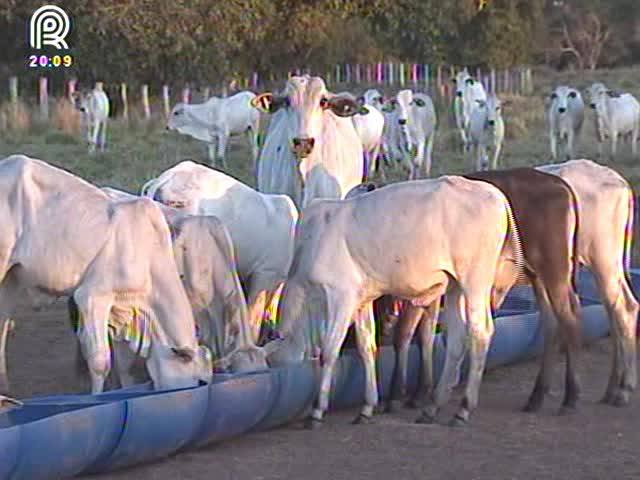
[174,110,181,116]
[568,91,577,98]
[550,93,558,100]
[319,98,328,109]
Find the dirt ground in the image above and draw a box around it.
[5,302,640,480]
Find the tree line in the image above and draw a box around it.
[0,0,639,89]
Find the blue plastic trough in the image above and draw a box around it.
[0,268,625,480]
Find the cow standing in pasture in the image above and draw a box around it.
[385,168,582,419]
[586,83,640,159]
[253,75,366,209]
[356,89,388,180]
[73,86,110,154]
[453,68,487,151]
[142,161,298,347]
[264,177,517,427]
[548,86,585,161]
[0,155,212,395]
[382,89,437,179]
[167,91,261,171]
[468,94,508,171]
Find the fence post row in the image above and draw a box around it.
[141,84,150,119]
[39,77,48,120]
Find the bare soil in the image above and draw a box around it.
[5,302,640,480]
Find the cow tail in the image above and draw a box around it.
[623,186,635,290]
[567,183,581,296]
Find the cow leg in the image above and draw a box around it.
[73,291,113,394]
[207,143,216,165]
[387,304,424,412]
[99,120,107,151]
[611,133,618,161]
[451,294,494,426]
[353,302,378,423]
[550,133,557,161]
[491,139,502,170]
[370,145,382,180]
[424,134,434,177]
[522,278,558,412]
[246,273,279,344]
[246,127,259,173]
[416,287,466,424]
[306,289,356,428]
[632,122,639,156]
[217,133,229,169]
[0,274,21,394]
[111,340,139,388]
[593,266,638,406]
[411,300,441,408]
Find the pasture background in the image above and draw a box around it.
[1,66,640,257]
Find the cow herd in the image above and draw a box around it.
[0,73,638,431]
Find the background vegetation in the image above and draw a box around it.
[1,0,639,88]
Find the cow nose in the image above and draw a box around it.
[590,103,596,109]
[291,137,315,158]
[558,107,566,113]
[456,91,463,98]
[398,119,407,126]
[79,107,86,112]
[165,126,170,131]
[488,120,495,127]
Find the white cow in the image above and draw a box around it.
[101,187,265,373]
[359,89,393,179]
[536,159,638,406]
[73,87,110,153]
[141,161,298,345]
[253,75,365,209]
[453,68,487,151]
[265,176,517,427]
[352,103,384,181]
[386,89,437,178]
[167,91,260,170]
[0,155,212,394]
[586,83,640,159]
[548,86,585,161]
[468,94,508,171]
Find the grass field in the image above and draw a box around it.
[1,65,640,254]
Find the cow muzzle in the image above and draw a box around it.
[488,120,496,127]
[291,137,315,158]
[558,107,567,114]
[398,119,407,126]
[590,103,596,109]
[456,91,463,98]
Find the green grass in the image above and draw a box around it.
[1,65,640,259]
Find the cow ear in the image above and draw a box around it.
[172,347,195,362]
[251,93,274,113]
[413,98,426,107]
[451,77,457,84]
[475,99,486,108]
[465,78,475,86]
[356,96,365,106]
[606,90,621,98]
[326,96,362,117]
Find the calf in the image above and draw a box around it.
[548,86,585,160]
[167,91,260,170]
[468,94,508,171]
[73,86,109,153]
[586,83,640,159]
[453,68,488,151]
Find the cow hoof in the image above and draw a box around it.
[406,395,428,409]
[304,416,323,430]
[384,399,403,413]
[415,412,437,425]
[611,391,630,407]
[352,413,374,425]
[522,396,544,413]
[556,406,578,416]
[599,392,615,405]
[448,415,468,428]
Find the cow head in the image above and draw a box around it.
[452,68,474,97]
[477,94,507,128]
[151,171,196,213]
[345,182,377,199]
[549,86,581,114]
[252,76,367,159]
[71,91,88,113]
[362,89,385,109]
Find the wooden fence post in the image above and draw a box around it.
[202,86,210,100]
[162,85,170,117]
[181,87,190,104]
[424,64,429,90]
[490,69,496,94]
[8,77,18,104]
[436,65,442,95]
[251,72,259,90]
[67,79,76,101]
[141,84,150,119]
[39,77,48,121]
[376,63,382,84]
[120,83,128,120]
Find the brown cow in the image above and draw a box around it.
[386,168,583,420]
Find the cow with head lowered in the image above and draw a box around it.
[0,155,212,397]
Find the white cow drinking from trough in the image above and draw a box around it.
[548,86,585,161]
[167,91,261,170]
[263,176,518,427]
[0,155,212,396]
[253,75,366,209]
[586,83,640,159]
[142,160,298,346]
[73,86,110,154]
